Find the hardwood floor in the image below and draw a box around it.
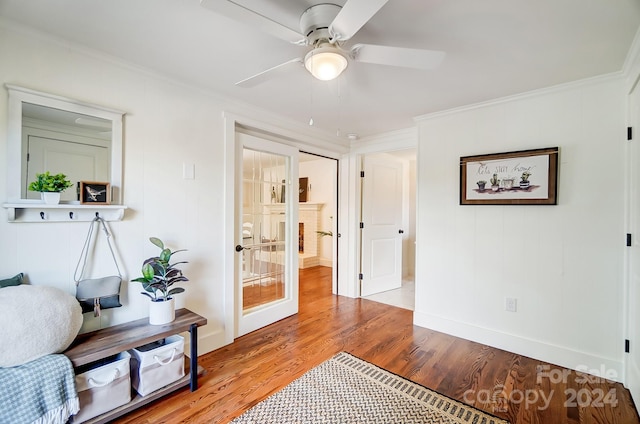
[243,281,284,309]
[116,266,639,424]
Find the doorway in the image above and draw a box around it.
[361,148,416,310]
[224,114,343,344]
[299,152,339,294]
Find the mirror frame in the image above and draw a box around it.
[5,84,124,204]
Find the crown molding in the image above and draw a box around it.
[414,72,624,123]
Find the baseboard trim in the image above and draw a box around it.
[183,327,226,357]
[318,257,333,267]
[414,311,624,383]
[628,359,640,404]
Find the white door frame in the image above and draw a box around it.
[338,129,418,299]
[624,71,640,398]
[222,112,346,345]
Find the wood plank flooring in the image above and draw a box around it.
[115,266,639,424]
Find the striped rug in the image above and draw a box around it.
[230,352,509,424]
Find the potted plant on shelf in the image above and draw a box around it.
[133,237,188,325]
[28,171,73,205]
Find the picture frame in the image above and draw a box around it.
[299,177,308,202]
[460,147,558,205]
[79,181,111,204]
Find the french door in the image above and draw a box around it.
[236,134,299,337]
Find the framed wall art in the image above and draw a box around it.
[460,147,558,205]
[79,181,111,205]
[299,177,308,202]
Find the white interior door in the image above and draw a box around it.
[25,135,109,201]
[626,82,640,404]
[360,154,403,297]
[236,134,299,337]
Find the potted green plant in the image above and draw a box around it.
[133,237,188,325]
[28,171,73,204]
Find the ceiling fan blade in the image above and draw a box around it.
[200,0,304,44]
[236,58,303,88]
[329,0,388,41]
[351,44,445,70]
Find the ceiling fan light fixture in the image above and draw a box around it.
[304,47,348,81]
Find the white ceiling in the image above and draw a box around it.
[1,0,639,141]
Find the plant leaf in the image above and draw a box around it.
[132,277,150,283]
[149,237,164,249]
[141,263,155,280]
[168,287,185,296]
[159,248,172,262]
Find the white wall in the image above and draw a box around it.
[414,76,626,379]
[299,158,337,265]
[0,22,345,354]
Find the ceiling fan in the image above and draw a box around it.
[199,0,445,87]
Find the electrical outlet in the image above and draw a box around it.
[505,297,517,312]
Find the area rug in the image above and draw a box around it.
[230,351,509,424]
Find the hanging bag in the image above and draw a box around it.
[74,216,123,317]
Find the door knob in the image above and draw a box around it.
[398,229,404,234]
[235,244,245,252]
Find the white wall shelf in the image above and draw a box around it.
[2,202,127,222]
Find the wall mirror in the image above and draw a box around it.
[5,84,124,204]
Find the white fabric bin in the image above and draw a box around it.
[73,351,131,423]
[129,334,185,396]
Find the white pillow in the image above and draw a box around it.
[0,285,83,367]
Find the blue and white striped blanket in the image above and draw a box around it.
[0,354,79,424]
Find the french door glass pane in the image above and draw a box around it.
[241,147,287,312]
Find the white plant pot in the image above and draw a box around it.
[41,192,61,205]
[149,297,175,325]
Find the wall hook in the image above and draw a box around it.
[69,211,74,220]
[95,212,100,218]
[40,211,45,220]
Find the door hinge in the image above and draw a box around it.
[627,233,632,247]
[626,339,630,353]
[628,127,633,141]
[358,273,363,280]
[26,153,30,162]
[360,171,365,178]
[359,222,364,229]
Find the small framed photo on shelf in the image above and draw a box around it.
[79,181,111,204]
